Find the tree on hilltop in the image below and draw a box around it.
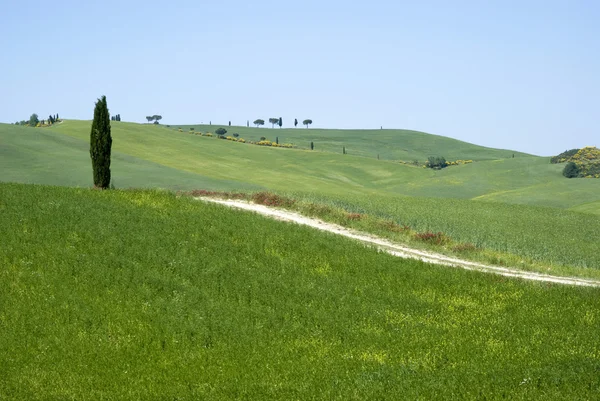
[29,113,39,127]
[254,119,265,128]
[146,116,153,123]
[278,117,282,128]
[90,96,112,189]
[269,118,279,128]
[303,119,312,128]
[294,118,298,128]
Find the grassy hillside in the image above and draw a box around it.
[172,123,533,161]
[1,183,599,400]
[0,123,261,191]
[2,121,599,213]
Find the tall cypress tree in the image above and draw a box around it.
[90,96,112,189]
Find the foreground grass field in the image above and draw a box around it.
[1,183,599,400]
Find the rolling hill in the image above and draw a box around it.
[1,120,598,213]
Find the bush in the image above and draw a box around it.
[551,149,579,164]
[414,231,449,245]
[233,133,239,138]
[215,128,227,136]
[563,162,581,178]
[260,136,266,141]
[426,156,447,170]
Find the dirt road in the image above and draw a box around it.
[198,197,600,288]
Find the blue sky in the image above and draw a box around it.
[1,0,598,155]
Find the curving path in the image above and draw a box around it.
[198,197,600,288]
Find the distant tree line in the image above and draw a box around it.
[250,117,311,128]
[111,114,121,121]
[14,113,61,127]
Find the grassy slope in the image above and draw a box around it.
[0,123,262,191]
[25,120,597,211]
[173,124,533,161]
[1,183,599,400]
[276,191,600,277]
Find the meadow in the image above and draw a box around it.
[2,120,600,278]
[0,120,594,212]
[1,183,599,400]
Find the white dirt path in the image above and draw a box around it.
[198,197,600,288]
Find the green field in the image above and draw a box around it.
[2,121,599,213]
[1,183,599,400]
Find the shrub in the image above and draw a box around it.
[378,221,410,233]
[563,162,581,178]
[346,213,362,220]
[233,133,239,138]
[426,156,447,170]
[190,127,194,131]
[251,192,295,207]
[260,136,266,141]
[215,128,227,136]
[414,231,449,245]
[551,149,579,164]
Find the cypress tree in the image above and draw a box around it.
[310,141,314,150]
[90,96,112,189]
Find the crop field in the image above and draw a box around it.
[1,183,599,400]
[241,191,600,280]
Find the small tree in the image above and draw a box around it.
[29,113,39,127]
[269,118,279,128]
[154,115,162,124]
[228,121,231,126]
[254,119,265,128]
[303,119,312,128]
[294,118,298,128]
[278,117,282,128]
[276,136,279,144]
[146,116,153,123]
[247,120,249,127]
[563,162,581,178]
[90,96,112,189]
[215,128,227,136]
[310,141,314,150]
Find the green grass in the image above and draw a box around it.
[0,123,262,191]
[248,190,600,279]
[3,121,599,212]
[173,123,533,161]
[1,183,600,400]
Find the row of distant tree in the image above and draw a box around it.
[14,113,60,127]
[251,118,312,128]
[111,114,122,121]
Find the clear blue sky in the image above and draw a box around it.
[1,0,598,155]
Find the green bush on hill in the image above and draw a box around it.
[551,149,579,164]
[557,147,600,178]
[426,156,447,170]
[563,162,581,178]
